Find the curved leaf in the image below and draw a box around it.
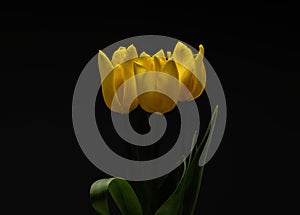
[183,106,218,214]
[154,163,184,211]
[154,106,218,215]
[90,177,143,215]
[154,160,187,215]
[183,105,218,214]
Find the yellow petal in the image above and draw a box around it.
[153,56,166,71]
[101,65,121,112]
[135,56,153,73]
[111,44,138,66]
[162,60,178,78]
[136,56,166,72]
[167,51,172,59]
[140,51,150,57]
[111,46,127,66]
[159,60,180,104]
[192,44,206,99]
[193,45,204,62]
[199,44,204,56]
[172,41,195,73]
[154,49,166,58]
[173,42,205,101]
[177,62,206,101]
[99,50,122,111]
[101,58,138,113]
[112,62,139,113]
[126,44,138,59]
[98,50,114,83]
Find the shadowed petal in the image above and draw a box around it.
[98,50,114,83]
[192,44,206,99]
[101,59,138,113]
[112,62,139,113]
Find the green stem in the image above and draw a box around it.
[133,111,153,215]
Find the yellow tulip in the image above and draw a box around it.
[172,42,206,101]
[134,52,179,114]
[98,45,139,113]
[98,42,206,114]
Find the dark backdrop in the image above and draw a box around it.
[2,3,299,215]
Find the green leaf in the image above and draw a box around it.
[154,160,187,215]
[90,177,143,215]
[154,106,219,215]
[154,162,184,211]
[182,105,218,214]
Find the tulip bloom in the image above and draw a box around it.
[98,42,206,114]
[98,45,139,113]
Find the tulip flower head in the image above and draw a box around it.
[98,42,206,114]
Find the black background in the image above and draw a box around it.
[2,3,299,215]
